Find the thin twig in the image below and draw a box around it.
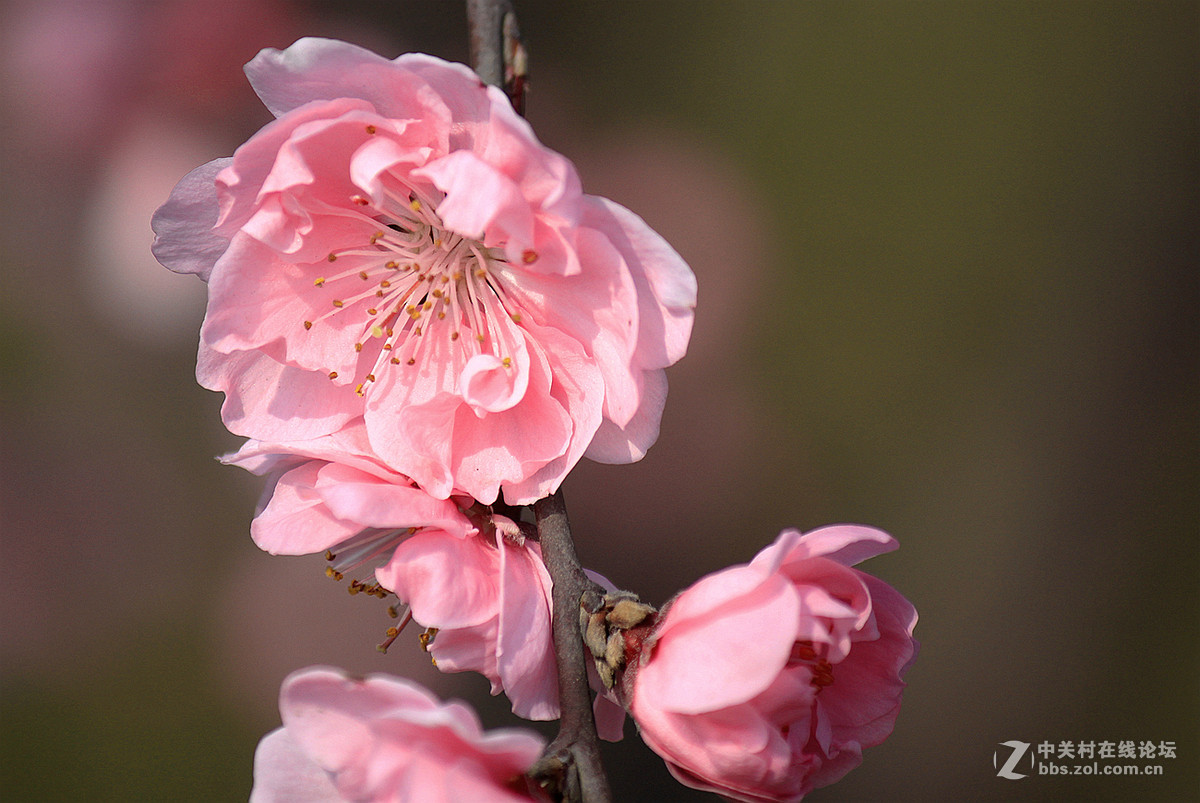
[463,5,607,798]
[531,491,613,803]
[466,0,512,88]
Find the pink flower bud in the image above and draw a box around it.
[251,666,547,802]
[625,526,919,802]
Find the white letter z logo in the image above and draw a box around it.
[994,741,1031,779]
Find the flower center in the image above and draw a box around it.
[792,641,835,690]
[303,180,532,400]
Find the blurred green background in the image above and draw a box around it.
[1,1,1195,800]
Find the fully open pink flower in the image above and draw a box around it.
[153,37,696,505]
[251,666,547,802]
[625,526,919,802]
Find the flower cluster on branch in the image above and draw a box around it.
[154,29,917,803]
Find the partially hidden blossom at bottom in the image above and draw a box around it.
[251,666,548,802]
[623,526,919,803]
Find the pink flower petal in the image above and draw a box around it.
[196,344,358,441]
[314,463,468,537]
[494,537,558,720]
[250,462,361,555]
[772,524,899,567]
[378,530,499,629]
[244,39,458,125]
[151,158,231,281]
[221,418,389,479]
[426,622,501,694]
[415,150,535,246]
[638,568,799,714]
[250,728,340,803]
[584,368,666,463]
[583,196,696,368]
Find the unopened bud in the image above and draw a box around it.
[607,598,654,630]
[585,611,609,658]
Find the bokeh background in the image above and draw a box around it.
[1,0,1196,800]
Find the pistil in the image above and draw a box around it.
[304,180,520,401]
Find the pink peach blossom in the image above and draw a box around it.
[625,526,918,802]
[153,37,696,505]
[226,428,571,722]
[250,666,547,802]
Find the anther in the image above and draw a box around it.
[511,313,522,323]
[365,124,377,134]
[303,321,313,330]
[367,308,378,316]
[328,371,338,380]
[327,253,338,262]
[351,195,370,206]
[366,374,376,382]
[409,198,422,212]
[359,271,369,280]
[314,277,326,286]
[451,332,460,341]
[522,249,539,264]
[502,357,512,368]
[355,383,365,396]
[391,357,401,364]
[380,279,391,288]
[354,343,363,352]
[418,627,439,651]
[406,358,415,365]
[332,299,344,308]
[377,628,400,654]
